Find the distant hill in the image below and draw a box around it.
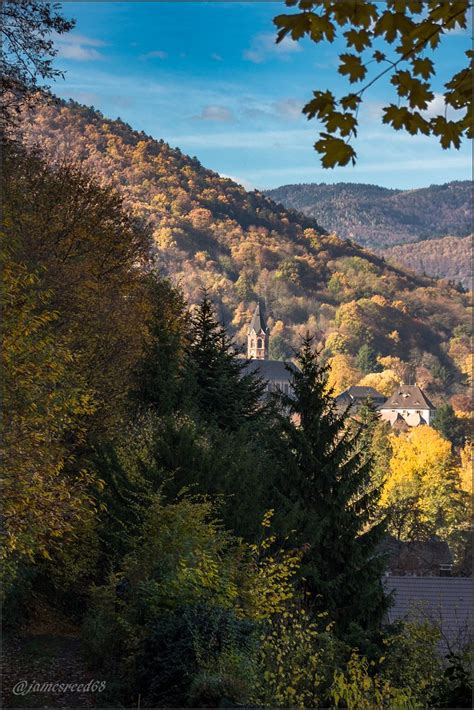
[382,235,472,290]
[265,181,472,249]
[16,98,471,397]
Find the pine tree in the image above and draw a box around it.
[432,403,465,449]
[355,343,378,374]
[185,291,266,431]
[133,275,189,416]
[274,334,388,642]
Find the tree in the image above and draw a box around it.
[1,256,96,575]
[274,334,387,641]
[432,403,465,448]
[381,426,469,543]
[184,292,266,431]
[133,276,190,417]
[355,343,378,374]
[274,1,472,167]
[358,369,400,397]
[326,353,361,394]
[1,0,75,121]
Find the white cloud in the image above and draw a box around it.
[220,173,255,190]
[55,33,105,61]
[211,53,223,62]
[193,105,235,122]
[243,32,301,64]
[273,98,303,120]
[141,50,168,60]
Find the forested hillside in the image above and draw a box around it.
[17,97,471,402]
[383,235,472,290]
[265,181,472,249]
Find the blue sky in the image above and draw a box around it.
[51,1,472,190]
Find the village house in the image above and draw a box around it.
[379,384,437,427]
[335,385,386,413]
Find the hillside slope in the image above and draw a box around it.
[382,236,472,290]
[265,181,472,249]
[17,98,471,397]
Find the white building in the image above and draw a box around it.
[379,384,436,427]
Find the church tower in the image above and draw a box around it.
[247,302,269,360]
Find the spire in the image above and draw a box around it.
[248,301,267,335]
[247,301,269,360]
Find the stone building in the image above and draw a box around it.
[245,302,297,394]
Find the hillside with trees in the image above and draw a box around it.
[383,235,472,290]
[265,181,472,248]
[3,2,472,707]
[16,97,471,407]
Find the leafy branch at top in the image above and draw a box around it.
[274,0,473,168]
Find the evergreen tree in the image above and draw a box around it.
[274,334,388,642]
[133,276,189,416]
[355,343,379,374]
[185,291,266,431]
[432,403,465,449]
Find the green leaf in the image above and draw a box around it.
[314,133,357,168]
[309,13,335,42]
[406,111,431,136]
[382,104,411,130]
[411,57,435,80]
[338,53,367,83]
[430,116,463,149]
[344,28,372,52]
[274,13,310,42]
[325,111,358,137]
[303,90,336,120]
[340,93,362,111]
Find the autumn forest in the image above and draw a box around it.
[2,2,473,709]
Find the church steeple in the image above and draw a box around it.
[247,302,269,360]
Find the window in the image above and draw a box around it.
[257,338,263,349]
[251,339,255,348]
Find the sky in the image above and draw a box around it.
[49,1,472,190]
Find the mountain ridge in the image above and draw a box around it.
[265,180,472,249]
[16,97,471,398]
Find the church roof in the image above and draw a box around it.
[382,385,435,411]
[244,359,298,383]
[248,302,268,335]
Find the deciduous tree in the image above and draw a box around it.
[274,1,472,167]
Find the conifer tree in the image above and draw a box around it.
[185,291,266,431]
[133,276,189,416]
[274,334,388,642]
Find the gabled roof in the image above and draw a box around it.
[392,413,410,432]
[380,535,453,575]
[381,385,435,410]
[336,386,386,402]
[244,359,298,383]
[383,576,473,651]
[248,302,268,335]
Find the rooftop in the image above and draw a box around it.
[244,359,298,382]
[336,386,386,401]
[382,384,435,411]
[383,576,473,651]
[248,302,268,335]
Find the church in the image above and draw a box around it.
[244,302,297,394]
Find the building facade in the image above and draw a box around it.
[245,302,297,393]
[379,384,436,427]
